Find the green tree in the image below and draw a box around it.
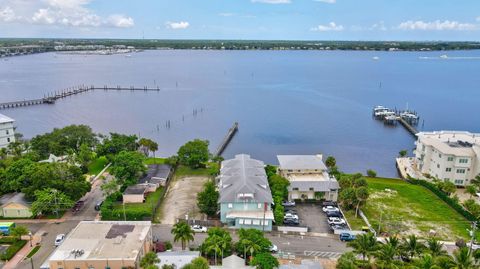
[96,133,138,159]
[399,150,408,157]
[140,252,160,269]
[347,233,378,262]
[139,138,159,157]
[336,252,357,269]
[325,156,336,169]
[235,229,272,260]
[366,169,377,178]
[76,143,95,169]
[413,254,441,269]
[177,139,210,168]
[110,151,146,186]
[101,178,120,197]
[401,234,425,260]
[466,185,477,199]
[162,265,175,269]
[197,180,219,217]
[451,247,475,269]
[439,181,456,196]
[181,257,209,269]
[31,188,74,217]
[426,237,447,257]
[171,221,195,250]
[201,228,232,264]
[251,252,279,269]
[355,186,369,217]
[374,243,403,269]
[10,226,29,239]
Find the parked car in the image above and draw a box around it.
[330,224,349,232]
[284,213,299,220]
[326,211,343,218]
[322,206,339,212]
[339,232,356,242]
[191,225,207,233]
[285,209,297,215]
[94,200,104,211]
[322,201,337,207]
[282,201,296,207]
[327,217,346,225]
[283,219,300,226]
[268,244,278,253]
[55,234,65,246]
[71,200,85,213]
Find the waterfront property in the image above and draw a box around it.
[414,131,480,186]
[138,164,172,187]
[218,154,274,231]
[277,155,339,201]
[46,221,153,269]
[0,193,32,218]
[0,113,15,149]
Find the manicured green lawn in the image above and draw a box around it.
[343,210,367,231]
[144,157,167,165]
[361,177,471,240]
[88,156,108,175]
[109,187,165,221]
[174,163,219,178]
[27,245,41,258]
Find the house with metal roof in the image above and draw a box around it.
[0,113,15,149]
[218,154,274,231]
[277,155,339,201]
[0,193,32,218]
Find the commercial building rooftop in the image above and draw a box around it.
[49,221,151,261]
[417,131,480,157]
[0,113,14,124]
[277,155,328,171]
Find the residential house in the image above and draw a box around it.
[123,185,147,203]
[277,155,339,201]
[210,255,254,269]
[156,251,200,268]
[414,131,480,186]
[219,154,274,231]
[138,164,173,188]
[0,193,32,218]
[0,113,15,149]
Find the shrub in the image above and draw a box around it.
[0,240,27,260]
[366,169,377,178]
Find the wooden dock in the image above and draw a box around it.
[0,85,161,110]
[214,122,239,157]
[397,117,419,136]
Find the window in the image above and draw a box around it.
[258,203,262,209]
[292,188,299,191]
[456,169,466,174]
[446,168,452,172]
[309,187,314,191]
[5,130,8,135]
[228,203,233,209]
[437,164,440,169]
[455,179,464,185]
[238,219,244,225]
[447,157,454,161]
[263,220,269,226]
[244,219,252,225]
[459,158,468,164]
[252,220,260,225]
[438,153,442,158]
[7,138,10,142]
[288,170,293,172]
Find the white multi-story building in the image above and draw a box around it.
[0,113,15,149]
[414,131,480,186]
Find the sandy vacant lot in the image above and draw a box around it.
[159,176,209,224]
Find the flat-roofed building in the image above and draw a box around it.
[47,221,153,269]
[0,113,15,149]
[414,131,480,186]
[277,155,339,201]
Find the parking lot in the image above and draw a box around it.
[290,203,332,234]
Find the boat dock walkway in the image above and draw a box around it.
[0,85,161,110]
[214,122,239,157]
[372,105,420,136]
[397,117,419,136]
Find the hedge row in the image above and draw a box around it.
[0,240,27,261]
[408,178,477,221]
[0,237,18,244]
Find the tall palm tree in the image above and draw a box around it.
[452,247,475,269]
[171,221,194,250]
[218,232,231,261]
[401,234,425,260]
[426,237,447,257]
[240,238,262,261]
[414,254,441,269]
[347,233,378,263]
[205,236,221,265]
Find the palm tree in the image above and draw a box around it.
[401,234,425,260]
[171,221,194,250]
[218,232,231,261]
[140,252,160,269]
[375,243,402,269]
[414,254,441,269]
[240,238,262,261]
[205,236,221,265]
[452,247,475,269]
[426,237,447,257]
[347,233,378,263]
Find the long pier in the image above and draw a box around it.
[397,117,419,136]
[0,85,161,110]
[214,122,239,157]
[373,105,421,137]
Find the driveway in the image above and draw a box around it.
[295,203,331,234]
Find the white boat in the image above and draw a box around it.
[372,56,380,60]
[440,54,448,59]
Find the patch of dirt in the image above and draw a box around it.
[158,176,209,224]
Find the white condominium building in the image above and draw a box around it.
[0,113,15,149]
[414,131,480,186]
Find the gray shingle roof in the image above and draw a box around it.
[289,180,339,192]
[277,155,328,170]
[138,164,172,184]
[124,185,147,195]
[0,193,29,207]
[219,154,273,204]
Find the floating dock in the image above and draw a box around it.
[0,85,161,110]
[373,105,420,136]
[214,122,239,157]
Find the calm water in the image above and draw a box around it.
[1,50,480,177]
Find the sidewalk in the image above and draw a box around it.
[2,232,42,269]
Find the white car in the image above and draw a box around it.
[327,217,346,225]
[55,234,65,246]
[191,225,207,233]
[322,206,339,212]
[268,244,278,253]
[284,213,299,220]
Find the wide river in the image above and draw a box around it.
[1,50,480,177]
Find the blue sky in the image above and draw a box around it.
[1,0,480,40]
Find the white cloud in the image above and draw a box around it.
[311,22,344,31]
[165,21,190,29]
[0,0,134,28]
[314,0,336,3]
[251,0,291,4]
[370,21,387,31]
[0,6,20,22]
[219,13,234,17]
[477,16,480,22]
[398,20,477,31]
